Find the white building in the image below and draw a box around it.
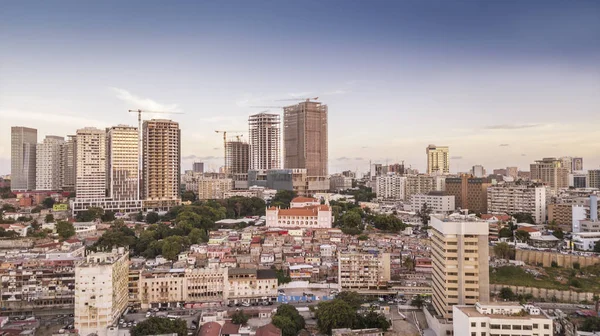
[75,248,129,336]
[471,165,486,178]
[487,185,547,224]
[249,113,281,170]
[453,302,553,336]
[11,126,37,191]
[338,251,391,289]
[434,176,446,192]
[36,136,65,190]
[107,125,139,200]
[75,127,107,199]
[330,174,353,191]
[375,174,406,200]
[410,193,455,214]
[573,232,600,251]
[266,197,332,228]
[198,178,233,200]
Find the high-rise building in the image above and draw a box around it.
[338,251,391,290]
[530,158,569,191]
[445,175,491,214]
[487,184,547,223]
[11,126,37,191]
[193,162,204,173]
[197,178,233,200]
[426,145,449,175]
[75,127,106,199]
[375,174,406,200]
[142,119,181,208]
[569,173,587,188]
[588,170,600,189]
[492,168,507,176]
[75,248,129,336]
[506,166,518,179]
[471,165,486,178]
[107,125,139,200]
[226,140,250,175]
[35,136,65,191]
[573,157,584,171]
[283,100,328,176]
[560,156,574,173]
[405,174,435,200]
[61,135,77,191]
[430,215,489,321]
[249,113,281,170]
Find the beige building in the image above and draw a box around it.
[143,119,181,209]
[61,135,77,191]
[487,185,547,224]
[588,169,600,189]
[431,215,489,321]
[11,126,37,191]
[338,251,391,290]
[74,248,129,336]
[405,174,435,200]
[198,178,233,200]
[283,100,328,176]
[75,127,107,199]
[36,135,65,190]
[226,269,278,305]
[530,158,569,191]
[249,113,281,170]
[226,140,250,175]
[445,175,490,214]
[107,125,139,200]
[426,145,449,175]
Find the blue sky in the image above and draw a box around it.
[1,0,599,174]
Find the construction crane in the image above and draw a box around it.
[215,130,245,176]
[127,109,184,198]
[275,96,319,102]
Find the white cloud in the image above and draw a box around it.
[111,88,182,115]
[325,89,347,95]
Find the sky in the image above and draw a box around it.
[1,0,599,175]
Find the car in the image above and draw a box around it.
[119,319,124,324]
[241,302,250,307]
[190,325,197,330]
[268,301,273,305]
[146,312,152,318]
[128,322,133,328]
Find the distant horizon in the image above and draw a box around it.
[1,1,599,174]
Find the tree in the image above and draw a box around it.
[513,212,535,224]
[335,291,363,310]
[514,229,530,243]
[499,287,515,300]
[135,211,144,222]
[493,242,512,260]
[42,197,55,209]
[161,236,190,260]
[76,207,104,222]
[403,256,415,271]
[498,227,513,238]
[231,310,249,325]
[271,190,297,208]
[274,268,291,284]
[594,241,600,253]
[101,211,116,222]
[272,316,297,336]
[130,317,187,336]
[552,228,565,240]
[410,295,425,309]
[146,212,160,224]
[354,310,391,331]
[0,228,19,238]
[580,316,600,332]
[416,203,432,225]
[314,299,356,334]
[93,225,138,251]
[56,221,75,239]
[181,190,197,202]
[45,214,54,223]
[188,228,204,245]
[272,305,305,336]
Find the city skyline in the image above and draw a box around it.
[1,1,599,174]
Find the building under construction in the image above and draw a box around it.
[226,140,250,175]
[249,112,281,170]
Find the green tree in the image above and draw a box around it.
[354,310,391,331]
[56,221,75,239]
[499,287,515,300]
[135,211,144,222]
[580,316,600,332]
[272,316,297,336]
[335,291,363,310]
[76,207,104,222]
[274,268,291,284]
[0,227,19,238]
[231,310,249,325]
[101,211,116,222]
[314,299,356,334]
[272,304,305,336]
[42,197,55,209]
[493,242,512,260]
[498,227,513,238]
[45,214,54,223]
[357,234,368,241]
[514,229,530,243]
[161,236,190,260]
[513,212,535,224]
[403,256,415,271]
[188,228,204,244]
[130,317,187,336]
[146,212,160,224]
[552,228,565,240]
[416,203,432,225]
[1,204,16,213]
[271,190,297,208]
[594,241,600,253]
[181,190,197,202]
[93,225,137,251]
[410,295,425,309]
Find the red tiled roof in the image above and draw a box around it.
[221,321,240,335]
[199,322,222,336]
[291,196,318,203]
[518,227,539,233]
[256,323,282,336]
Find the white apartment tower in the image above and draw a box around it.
[431,215,489,321]
[249,113,281,170]
[487,185,547,224]
[107,125,139,200]
[375,174,407,200]
[36,136,65,190]
[75,128,106,199]
[426,144,449,175]
[74,248,129,336]
[11,126,37,191]
[61,135,77,191]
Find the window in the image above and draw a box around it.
[471,322,476,327]
[544,324,549,329]
[481,322,486,327]
[471,333,476,336]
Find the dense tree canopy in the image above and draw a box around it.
[493,242,513,260]
[76,207,104,222]
[42,197,55,209]
[340,186,376,202]
[513,212,535,224]
[272,305,305,336]
[335,291,363,310]
[231,310,249,325]
[146,212,160,224]
[314,299,358,334]
[270,190,297,209]
[130,317,187,336]
[56,221,75,239]
[367,213,406,232]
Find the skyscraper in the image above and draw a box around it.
[142,119,181,208]
[426,145,449,175]
[36,136,65,191]
[11,126,37,191]
[444,175,490,214]
[249,112,281,170]
[75,127,107,199]
[530,157,569,191]
[107,125,139,200]
[61,135,77,191]
[193,162,204,173]
[283,100,328,176]
[573,157,584,171]
[225,140,250,175]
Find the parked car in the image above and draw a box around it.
[241,302,250,307]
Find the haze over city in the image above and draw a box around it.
[1,0,599,174]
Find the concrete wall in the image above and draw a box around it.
[490,284,595,303]
[0,238,34,249]
[490,247,600,268]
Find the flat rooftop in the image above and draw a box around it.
[455,306,547,320]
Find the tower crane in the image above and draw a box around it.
[215,130,245,176]
[127,109,183,198]
[275,96,319,102]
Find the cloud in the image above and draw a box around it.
[361,146,369,149]
[336,157,352,161]
[112,87,182,113]
[484,124,541,130]
[325,89,347,95]
[0,108,107,128]
[521,154,527,156]
[451,156,463,160]
[213,147,220,150]
[182,155,222,161]
[354,157,364,161]
[499,144,510,147]
[288,92,312,98]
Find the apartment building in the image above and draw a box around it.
[75,248,129,336]
[143,119,181,209]
[197,178,233,200]
[530,158,569,191]
[266,197,333,229]
[487,184,547,224]
[471,165,486,178]
[283,100,328,176]
[330,174,353,192]
[588,169,600,189]
[107,125,139,200]
[375,174,406,200]
[445,175,490,214]
[453,303,553,336]
[430,215,489,321]
[426,145,449,175]
[226,140,250,175]
[410,193,455,214]
[506,167,519,179]
[226,269,278,305]
[570,173,587,188]
[193,162,204,173]
[338,251,391,290]
[11,126,37,191]
[249,113,281,170]
[61,135,77,191]
[405,174,435,200]
[36,136,65,190]
[75,127,106,199]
